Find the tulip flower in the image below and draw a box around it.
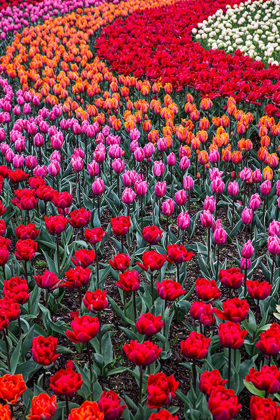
[92,178,105,219]
[147,372,179,409]
[208,386,241,420]
[98,390,126,420]
[246,365,280,396]
[137,251,166,304]
[0,374,26,405]
[250,396,280,420]
[219,321,248,387]
[181,331,211,391]
[68,401,104,420]
[123,340,162,402]
[199,370,228,396]
[50,361,83,418]
[135,313,163,337]
[26,393,57,420]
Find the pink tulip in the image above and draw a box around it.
[241,240,254,259]
[204,196,216,214]
[144,143,155,158]
[161,199,175,216]
[211,178,225,195]
[155,181,167,198]
[34,165,47,178]
[177,211,190,230]
[241,258,251,270]
[153,160,165,177]
[48,161,60,176]
[209,168,223,181]
[200,210,214,228]
[25,156,37,170]
[268,221,280,237]
[249,194,262,211]
[167,153,176,166]
[112,158,125,174]
[88,161,99,177]
[134,181,148,196]
[123,170,139,187]
[122,188,136,204]
[252,169,262,183]
[241,207,253,225]
[183,176,194,191]
[179,156,190,171]
[92,178,105,195]
[130,128,140,141]
[175,190,187,206]
[213,227,227,245]
[267,236,280,255]
[34,133,44,147]
[260,180,271,196]
[228,181,239,197]
[134,147,145,162]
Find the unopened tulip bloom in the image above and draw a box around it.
[155,181,166,197]
[161,199,175,216]
[174,190,187,206]
[92,178,105,195]
[122,188,135,204]
[200,210,213,228]
[228,181,239,197]
[241,207,253,225]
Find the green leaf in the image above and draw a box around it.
[243,380,265,397]
[10,337,22,374]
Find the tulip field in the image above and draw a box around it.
[0,0,280,419]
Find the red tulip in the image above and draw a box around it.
[0,297,20,321]
[157,280,186,301]
[116,270,140,291]
[147,372,179,409]
[61,267,91,289]
[136,313,163,336]
[15,223,39,240]
[68,208,91,228]
[50,361,83,397]
[83,290,108,312]
[31,336,60,366]
[71,249,96,268]
[85,227,106,244]
[190,301,216,327]
[44,215,67,235]
[142,225,163,245]
[199,370,227,395]
[246,280,272,300]
[109,253,130,272]
[66,315,100,343]
[3,277,30,304]
[123,340,162,366]
[215,298,249,323]
[250,396,280,420]
[34,270,60,290]
[256,323,280,357]
[219,267,244,289]
[136,251,166,272]
[208,386,242,420]
[246,365,280,395]
[195,278,221,301]
[110,216,131,236]
[181,331,211,360]
[148,410,178,420]
[98,390,126,420]
[218,321,248,349]
[166,244,194,264]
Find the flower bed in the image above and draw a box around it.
[195,0,280,66]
